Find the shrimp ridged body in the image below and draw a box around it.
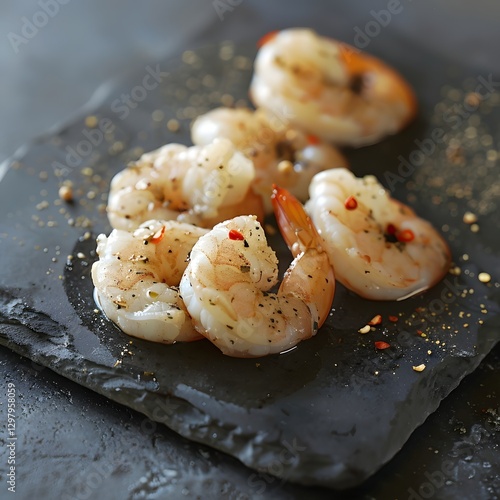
[250,28,417,147]
[180,189,335,358]
[107,137,263,231]
[91,220,207,343]
[191,107,347,211]
[306,169,451,300]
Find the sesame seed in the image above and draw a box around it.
[462,211,477,224]
[478,272,491,283]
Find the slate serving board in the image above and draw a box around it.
[1,40,499,489]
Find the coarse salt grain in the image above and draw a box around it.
[413,364,426,372]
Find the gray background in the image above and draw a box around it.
[1,0,499,163]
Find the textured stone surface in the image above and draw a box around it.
[0,42,499,489]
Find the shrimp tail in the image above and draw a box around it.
[271,184,324,256]
[338,42,418,128]
[272,185,335,327]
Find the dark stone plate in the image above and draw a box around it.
[1,40,499,489]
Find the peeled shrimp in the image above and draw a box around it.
[306,169,451,301]
[250,28,417,147]
[91,219,207,343]
[179,186,335,357]
[107,137,264,231]
[191,107,347,212]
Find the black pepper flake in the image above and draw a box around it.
[384,232,399,244]
[349,73,364,94]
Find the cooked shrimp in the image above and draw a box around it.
[306,169,451,300]
[179,186,335,357]
[191,107,347,212]
[91,219,207,343]
[107,137,264,231]
[250,28,417,147]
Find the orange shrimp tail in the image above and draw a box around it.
[338,42,418,128]
[273,185,335,328]
[271,184,323,256]
[257,30,279,48]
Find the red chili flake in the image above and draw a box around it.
[228,229,245,241]
[257,30,278,48]
[388,315,399,323]
[375,341,391,350]
[368,314,382,326]
[386,223,397,235]
[306,134,321,145]
[344,195,358,210]
[396,229,415,242]
[150,226,165,244]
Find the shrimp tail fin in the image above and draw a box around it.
[271,184,323,256]
[338,42,418,128]
[273,185,335,328]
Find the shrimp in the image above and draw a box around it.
[179,186,335,357]
[91,219,208,343]
[107,137,264,231]
[250,28,417,147]
[305,169,451,301]
[191,107,347,212]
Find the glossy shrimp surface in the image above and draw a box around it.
[250,28,417,147]
[91,220,207,343]
[107,137,264,231]
[306,169,451,300]
[179,187,335,357]
[191,107,347,212]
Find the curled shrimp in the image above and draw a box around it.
[91,219,207,343]
[107,137,264,231]
[191,107,347,212]
[250,28,417,147]
[305,169,451,301]
[179,186,335,358]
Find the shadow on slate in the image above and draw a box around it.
[0,38,499,489]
